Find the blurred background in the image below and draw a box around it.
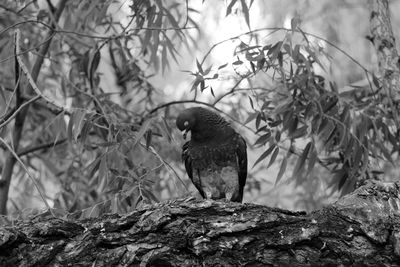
[1,0,399,219]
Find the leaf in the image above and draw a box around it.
[253,132,271,146]
[252,144,276,168]
[338,172,348,191]
[232,59,243,65]
[0,85,7,104]
[52,111,66,142]
[244,112,258,124]
[237,45,261,53]
[80,118,92,145]
[372,74,380,89]
[226,0,237,16]
[290,17,300,31]
[89,49,101,86]
[218,63,228,70]
[277,51,283,67]
[161,42,169,73]
[88,156,102,181]
[256,125,269,134]
[111,194,120,213]
[142,188,158,202]
[98,155,108,182]
[145,129,152,150]
[74,110,87,142]
[268,41,283,63]
[288,116,299,136]
[275,130,281,142]
[292,142,311,179]
[67,113,74,143]
[275,157,287,185]
[307,143,317,174]
[268,147,279,168]
[164,34,180,63]
[248,96,254,109]
[291,125,308,139]
[196,59,203,74]
[269,120,282,127]
[203,64,213,76]
[132,118,153,149]
[240,0,250,28]
[250,61,256,74]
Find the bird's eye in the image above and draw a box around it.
[184,121,189,127]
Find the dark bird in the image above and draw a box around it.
[176,107,247,202]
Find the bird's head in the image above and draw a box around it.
[176,108,197,139]
[176,107,232,141]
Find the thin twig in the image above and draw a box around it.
[141,142,189,192]
[213,77,245,105]
[18,138,67,157]
[0,95,40,130]
[14,29,67,112]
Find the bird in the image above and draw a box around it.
[176,107,247,202]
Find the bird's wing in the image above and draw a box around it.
[236,135,247,201]
[182,141,206,198]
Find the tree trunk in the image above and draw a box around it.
[1,180,400,266]
[369,0,400,120]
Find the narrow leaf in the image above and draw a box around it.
[196,59,203,74]
[226,0,237,16]
[252,144,276,168]
[132,118,153,149]
[307,144,317,174]
[267,147,279,168]
[72,110,87,142]
[253,132,271,146]
[275,157,287,185]
[292,142,311,178]
[240,0,250,28]
[218,63,228,70]
[248,96,254,109]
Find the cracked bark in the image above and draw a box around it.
[1,181,400,266]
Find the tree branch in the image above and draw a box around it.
[17,138,67,157]
[1,181,400,265]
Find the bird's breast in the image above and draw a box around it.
[197,163,239,200]
[189,142,237,169]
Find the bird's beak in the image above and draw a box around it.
[182,129,189,140]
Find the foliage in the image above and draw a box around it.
[0,0,195,218]
[212,22,398,196]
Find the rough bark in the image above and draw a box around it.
[1,180,400,266]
